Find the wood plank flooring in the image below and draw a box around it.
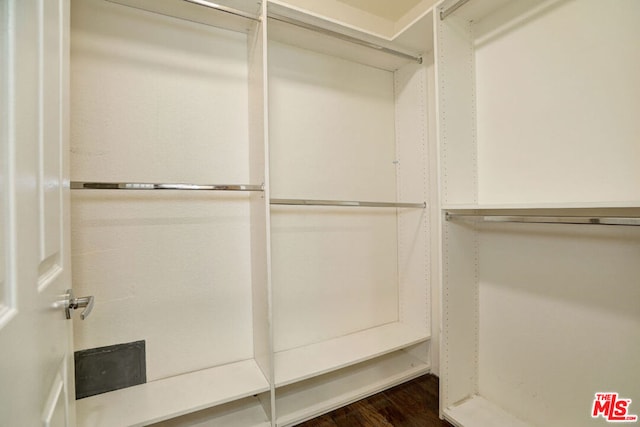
[295,374,454,427]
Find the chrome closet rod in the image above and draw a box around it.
[446,212,640,227]
[182,0,259,21]
[267,14,423,64]
[71,181,264,192]
[439,0,471,20]
[271,199,426,208]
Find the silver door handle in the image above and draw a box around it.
[64,289,95,320]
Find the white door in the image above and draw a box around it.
[0,0,75,426]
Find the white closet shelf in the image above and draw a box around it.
[150,397,271,427]
[446,213,640,227]
[76,359,270,427]
[274,322,429,387]
[444,396,531,427]
[276,349,430,427]
[104,0,259,33]
[442,201,640,210]
[443,205,640,227]
[267,1,431,71]
[438,0,511,23]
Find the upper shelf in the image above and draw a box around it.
[443,203,640,227]
[437,0,512,23]
[446,212,640,227]
[267,0,434,71]
[443,201,640,211]
[104,0,261,33]
[102,0,434,70]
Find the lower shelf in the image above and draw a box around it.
[276,347,431,427]
[444,396,530,427]
[274,322,429,387]
[149,396,270,427]
[76,358,270,427]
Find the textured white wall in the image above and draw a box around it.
[268,40,399,351]
[70,0,254,381]
[479,224,640,426]
[475,0,640,204]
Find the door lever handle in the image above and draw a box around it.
[64,289,95,320]
[74,295,94,320]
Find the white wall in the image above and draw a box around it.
[268,40,400,352]
[70,0,254,381]
[478,223,640,426]
[475,0,640,204]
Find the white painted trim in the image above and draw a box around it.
[0,0,18,330]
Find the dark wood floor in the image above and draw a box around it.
[295,374,454,427]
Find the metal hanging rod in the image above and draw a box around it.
[267,14,423,64]
[182,0,259,21]
[271,199,426,208]
[446,212,640,227]
[71,181,264,192]
[440,0,471,20]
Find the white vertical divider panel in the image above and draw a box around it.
[425,46,442,376]
[435,9,476,207]
[393,58,430,338]
[435,2,481,414]
[441,219,478,409]
[248,1,275,423]
[36,0,64,293]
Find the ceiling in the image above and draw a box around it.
[336,0,428,21]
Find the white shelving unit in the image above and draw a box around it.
[436,0,640,426]
[70,0,435,425]
[67,0,640,425]
[266,2,434,424]
[71,0,272,425]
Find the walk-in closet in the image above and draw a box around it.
[69,0,434,425]
[40,0,640,425]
